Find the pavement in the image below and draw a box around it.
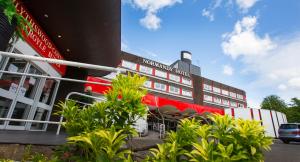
[265,139,300,162]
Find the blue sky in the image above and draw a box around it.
[121,0,300,108]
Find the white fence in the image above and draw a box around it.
[225,108,287,137]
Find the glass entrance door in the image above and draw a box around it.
[5,64,42,130]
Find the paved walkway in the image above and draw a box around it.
[0,130,67,145]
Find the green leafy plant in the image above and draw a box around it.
[147,118,201,161]
[54,74,148,161]
[67,127,134,162]
[0,0,31,39]
[148,115,273,162]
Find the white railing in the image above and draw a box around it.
[0,51,123,134]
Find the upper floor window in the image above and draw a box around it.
[122,60,136,70]
[155,69,167,78]
[238,103,244,108]
[223,99,229,105]
[182,77,192,85]
[237,94,244,100]
[221,89,229,95]
[139,65,153,75]
[214,97,222,104]
[204,95,213,101]
[203,84,212,91]
[230,101,237,107]
[144,80,152,88]
[213,87,221,93]
[182,89,192,97]
[169,86,180,94]
[229,92,236,98]
[154,82,166,91]
[169,74,180,82]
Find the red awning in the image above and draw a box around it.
[85,76,224,115]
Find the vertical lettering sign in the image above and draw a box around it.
[14,0,66,75]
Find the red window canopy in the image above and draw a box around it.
[85,76,224,116]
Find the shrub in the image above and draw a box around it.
[54,74,147,161]
[148,114,273,162]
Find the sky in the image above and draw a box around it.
[121,0,300,108]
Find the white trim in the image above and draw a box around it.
[124,68,193,89]
[203,89,246,103]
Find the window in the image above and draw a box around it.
[203,84,212,91]
[144,80,152,88]
[204,95,212,101]
[154,82,166,91]
[221,89,229,95]
[182,77,192,85]
[155,69,167,78]
[169,86,180,94]
[230,101,237,107]
[229,92,236,98]
[238,103,244,108]
[213,87,221,93]
[139,65,153,75]
[122,60,136,70]
[223,99,229,105]
[182,89,192,97]
[214,97,222,104]
[237,94,243,100]
[169,74,180,82]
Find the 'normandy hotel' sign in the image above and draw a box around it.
[143,59,190,77]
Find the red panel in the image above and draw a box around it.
[86,76,225,116]
[250,108,254,120]
[15,0,66,75]
[231,108,235,118]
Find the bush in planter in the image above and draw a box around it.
[147,115,273,162]
[54,74,147,161]
[0,0,31,50]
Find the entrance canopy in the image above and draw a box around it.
[86,76,224,116]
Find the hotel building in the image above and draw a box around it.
[117,51,247,110]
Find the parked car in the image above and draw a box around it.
[278,123,300,144]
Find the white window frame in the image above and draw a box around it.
[230,101,237,107]
[229,92,236,98]
[182,77,192,85]
[154,82,166,91]
[139,65,153,75]
[203,84,212,91]
[214,97,222,104]
[155,69,167,78]
[222,99,229,105]
[213,87,221,93]
[182,89,192,97]
[221,89,229,95]
[237,94,243,100]
[169,74,180,82]
[122,60,137,70]
[144,80,152,88]
[169,86,180,94]
[204,95,212,101]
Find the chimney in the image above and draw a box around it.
[180,51,192,64]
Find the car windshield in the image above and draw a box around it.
[280,124,299,129]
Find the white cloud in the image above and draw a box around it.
[221,16,276,59]
[223,64,234,76]
[202,0,258,21]
[130,0,182,30]
[278,84,287,91]
[236,0,259,12]
[202,9,214,21]
[140,12,161,30]
[222,15,300,107]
